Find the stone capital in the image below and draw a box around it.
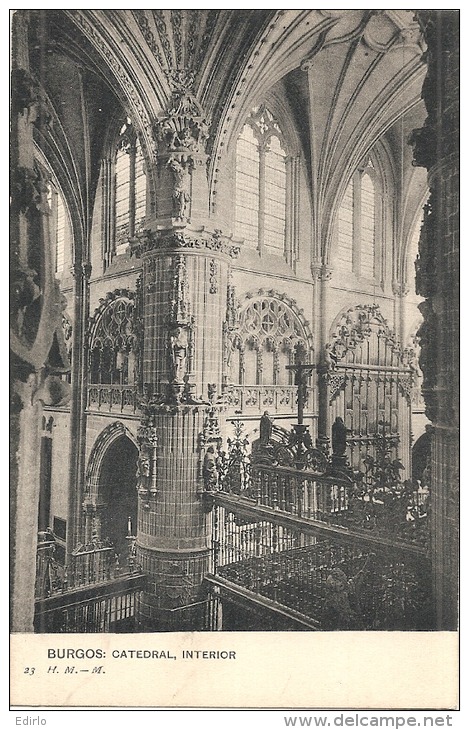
[131,226,240,260]
[154,91,211,159]
[392,280,410,297]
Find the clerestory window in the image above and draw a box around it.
[235,106,288,258]
[46,178,70,276]
[115,119,146,248]
[336,159,380,280]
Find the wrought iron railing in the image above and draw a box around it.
[87,384,139,413]
[211,420,430,549]
[34,574,145,633]
[34,536,144,633]
[35,537,140,600]
[202,413,433,630]
[208,504,433,630]
[250,463,350,521]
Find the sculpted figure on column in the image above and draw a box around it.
[167,157,191,220]
[168,325,189,383]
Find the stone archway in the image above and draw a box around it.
[84,423,138,559]
[99,435,138,559]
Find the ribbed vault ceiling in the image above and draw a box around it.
[31,9,428,258]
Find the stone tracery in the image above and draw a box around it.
[88,291,139,386]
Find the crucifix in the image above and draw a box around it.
[286,343,316,467]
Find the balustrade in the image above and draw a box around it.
[34,575,145,633]
[35,536,140,600]
[217,455,428,548]
[87,384,139,414]
[224,462,350,524]
[225,385,314,414]
[210,504,432,630]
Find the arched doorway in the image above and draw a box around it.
[98,434,138,560]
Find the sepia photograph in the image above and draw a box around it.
[10,7,459,710]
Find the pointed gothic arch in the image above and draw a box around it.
[326,303,413,474]
[84,421,139,554]
[228,290,314,387]
[88,289,140,387]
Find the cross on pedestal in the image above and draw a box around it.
[285,344,316,468]
[286,344,316,426]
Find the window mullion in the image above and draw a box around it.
[353,172,361,276]
[258,142,266,256]
[128,145,136,238]
[285,154,299,266]
[50,188,59,273]
[375,187,382,282]
[102,157,113,269]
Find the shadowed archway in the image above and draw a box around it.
[98,434,138,560]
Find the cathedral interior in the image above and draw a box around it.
[10,9,459,634]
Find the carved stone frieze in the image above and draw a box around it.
[131,229,240,259]
[139,382,209,415]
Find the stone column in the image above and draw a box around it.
[314,264,333,453]
[410,11,459,630]
[392,280,410,347]
[133,229,238,629]
[67,261,91,556]
[131,89,239,629]
[10,378,43,631]
[10,11,71,631]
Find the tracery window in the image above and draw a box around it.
[46,178,69,275]
[89,296,138,386]
[235,106,287,257]
[114,119,146,248]
[229,297,311,386]
[337,179,354,269]
[336,159,379,279]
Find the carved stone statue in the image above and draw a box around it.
[167,157,191,219]
[136,452,150,492]
[332,416,347,457]
[168,326,189,383]
[203,445,219,491]
[259,411,273,447]
[323,343,338,371]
